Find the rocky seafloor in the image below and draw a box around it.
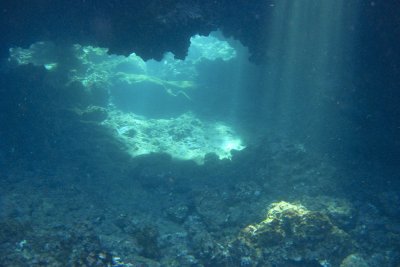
[1,132,400,267]
[1,35,400,267]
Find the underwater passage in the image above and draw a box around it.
[8,34,245,164]
[0,0,400,266]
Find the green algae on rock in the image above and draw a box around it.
[238,201,354,266]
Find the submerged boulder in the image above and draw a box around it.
[340,254,370,267]
[236,201,354,266]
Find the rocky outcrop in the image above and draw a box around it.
[0,1,268,62]
[235,201,354,266]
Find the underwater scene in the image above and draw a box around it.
[0,1,399,266]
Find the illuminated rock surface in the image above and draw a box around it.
[237,201,353,266]
[102,109,244,163]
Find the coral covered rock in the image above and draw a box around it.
[237,201,354,266]
[340,254,370,267]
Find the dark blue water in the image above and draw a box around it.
[0,1,399,266]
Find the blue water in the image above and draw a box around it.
[0,1,399,266]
